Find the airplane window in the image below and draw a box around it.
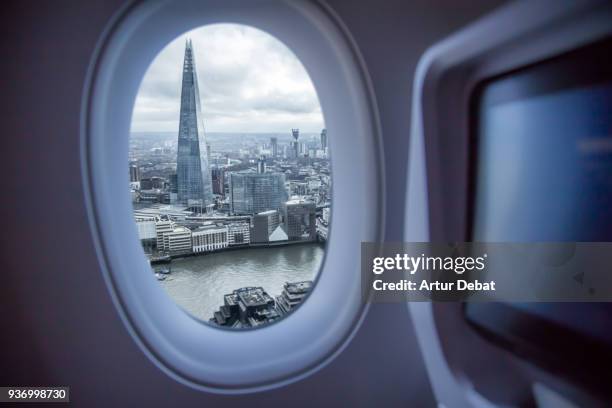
[86,0,379,388]
[129,24,329,329]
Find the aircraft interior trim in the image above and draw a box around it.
[2,0,611,406]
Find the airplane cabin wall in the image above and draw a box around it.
[0,0,505,406]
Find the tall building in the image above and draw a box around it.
[320,128,328,150]
[282,198,316,241]
[229,172,288,215]
[270,137,278,157]
[129,163,140,182]
[211,168,224,196]
[291,128,299,158]
[176,39,213,207]
[257,156,266,174]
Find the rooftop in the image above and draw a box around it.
[285,198,315,205]
[257,210,278,216]
[285,281,313,294]
[193,224,228,233]
[234,287,274,307]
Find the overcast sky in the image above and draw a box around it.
[131,24,325,134]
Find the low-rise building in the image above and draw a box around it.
[134,215,157,250]
[139,189,171,204]
[210,287,282,328]
[276,281,313,315]
[317,207,330,242]
[192,224,229,253]
[155,220,175,249]
[161,226,192,255]
[227,222,250,246]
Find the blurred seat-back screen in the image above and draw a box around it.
[473,37,612,242]
[466,37,612,383]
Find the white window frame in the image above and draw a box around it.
[81,0,383,394]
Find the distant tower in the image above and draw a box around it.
[129,163,140,182]
[320,128,327,150]
[291,128,300,158]
[270,137,278,158]
[257,155,266,174]
[211,168,224,196]
[176,39,213,207]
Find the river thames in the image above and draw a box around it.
[154,243,324,321]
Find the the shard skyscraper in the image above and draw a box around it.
[176,39,213,208]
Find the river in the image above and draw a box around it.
[154,243,324,321]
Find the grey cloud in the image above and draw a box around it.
[248,91,320,114]
[199,64,249,97]
[132,24,324,133]
[140,78,180,100]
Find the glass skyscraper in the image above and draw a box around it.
[229,172,288,215]
[176,39,213,206]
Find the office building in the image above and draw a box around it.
[229,172,288,215]
[134,215,156,250]
[155,220,175,249]
[270,137,278,157]
[211,168,224,196]
[252,210,280,243]
[176,40,213,206]
[210,287,282,328]
[129,163,140,182]
[227,222,250,246]
[161,226,192,255]
[257,156,266,174]
[140,177,165,190]
[282,198,316,241]
[288,181,309,196]
[192,224,228,253]
[317,207,330,241]
[276,281,313,315]
[139,189,170,204]
[292,128,299,158]
[320,128,327,150]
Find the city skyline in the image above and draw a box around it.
[131,24,325,134]
[129,24,329,328]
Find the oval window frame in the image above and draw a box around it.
[82,0,384,393]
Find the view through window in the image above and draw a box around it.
[129,24,330,328]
